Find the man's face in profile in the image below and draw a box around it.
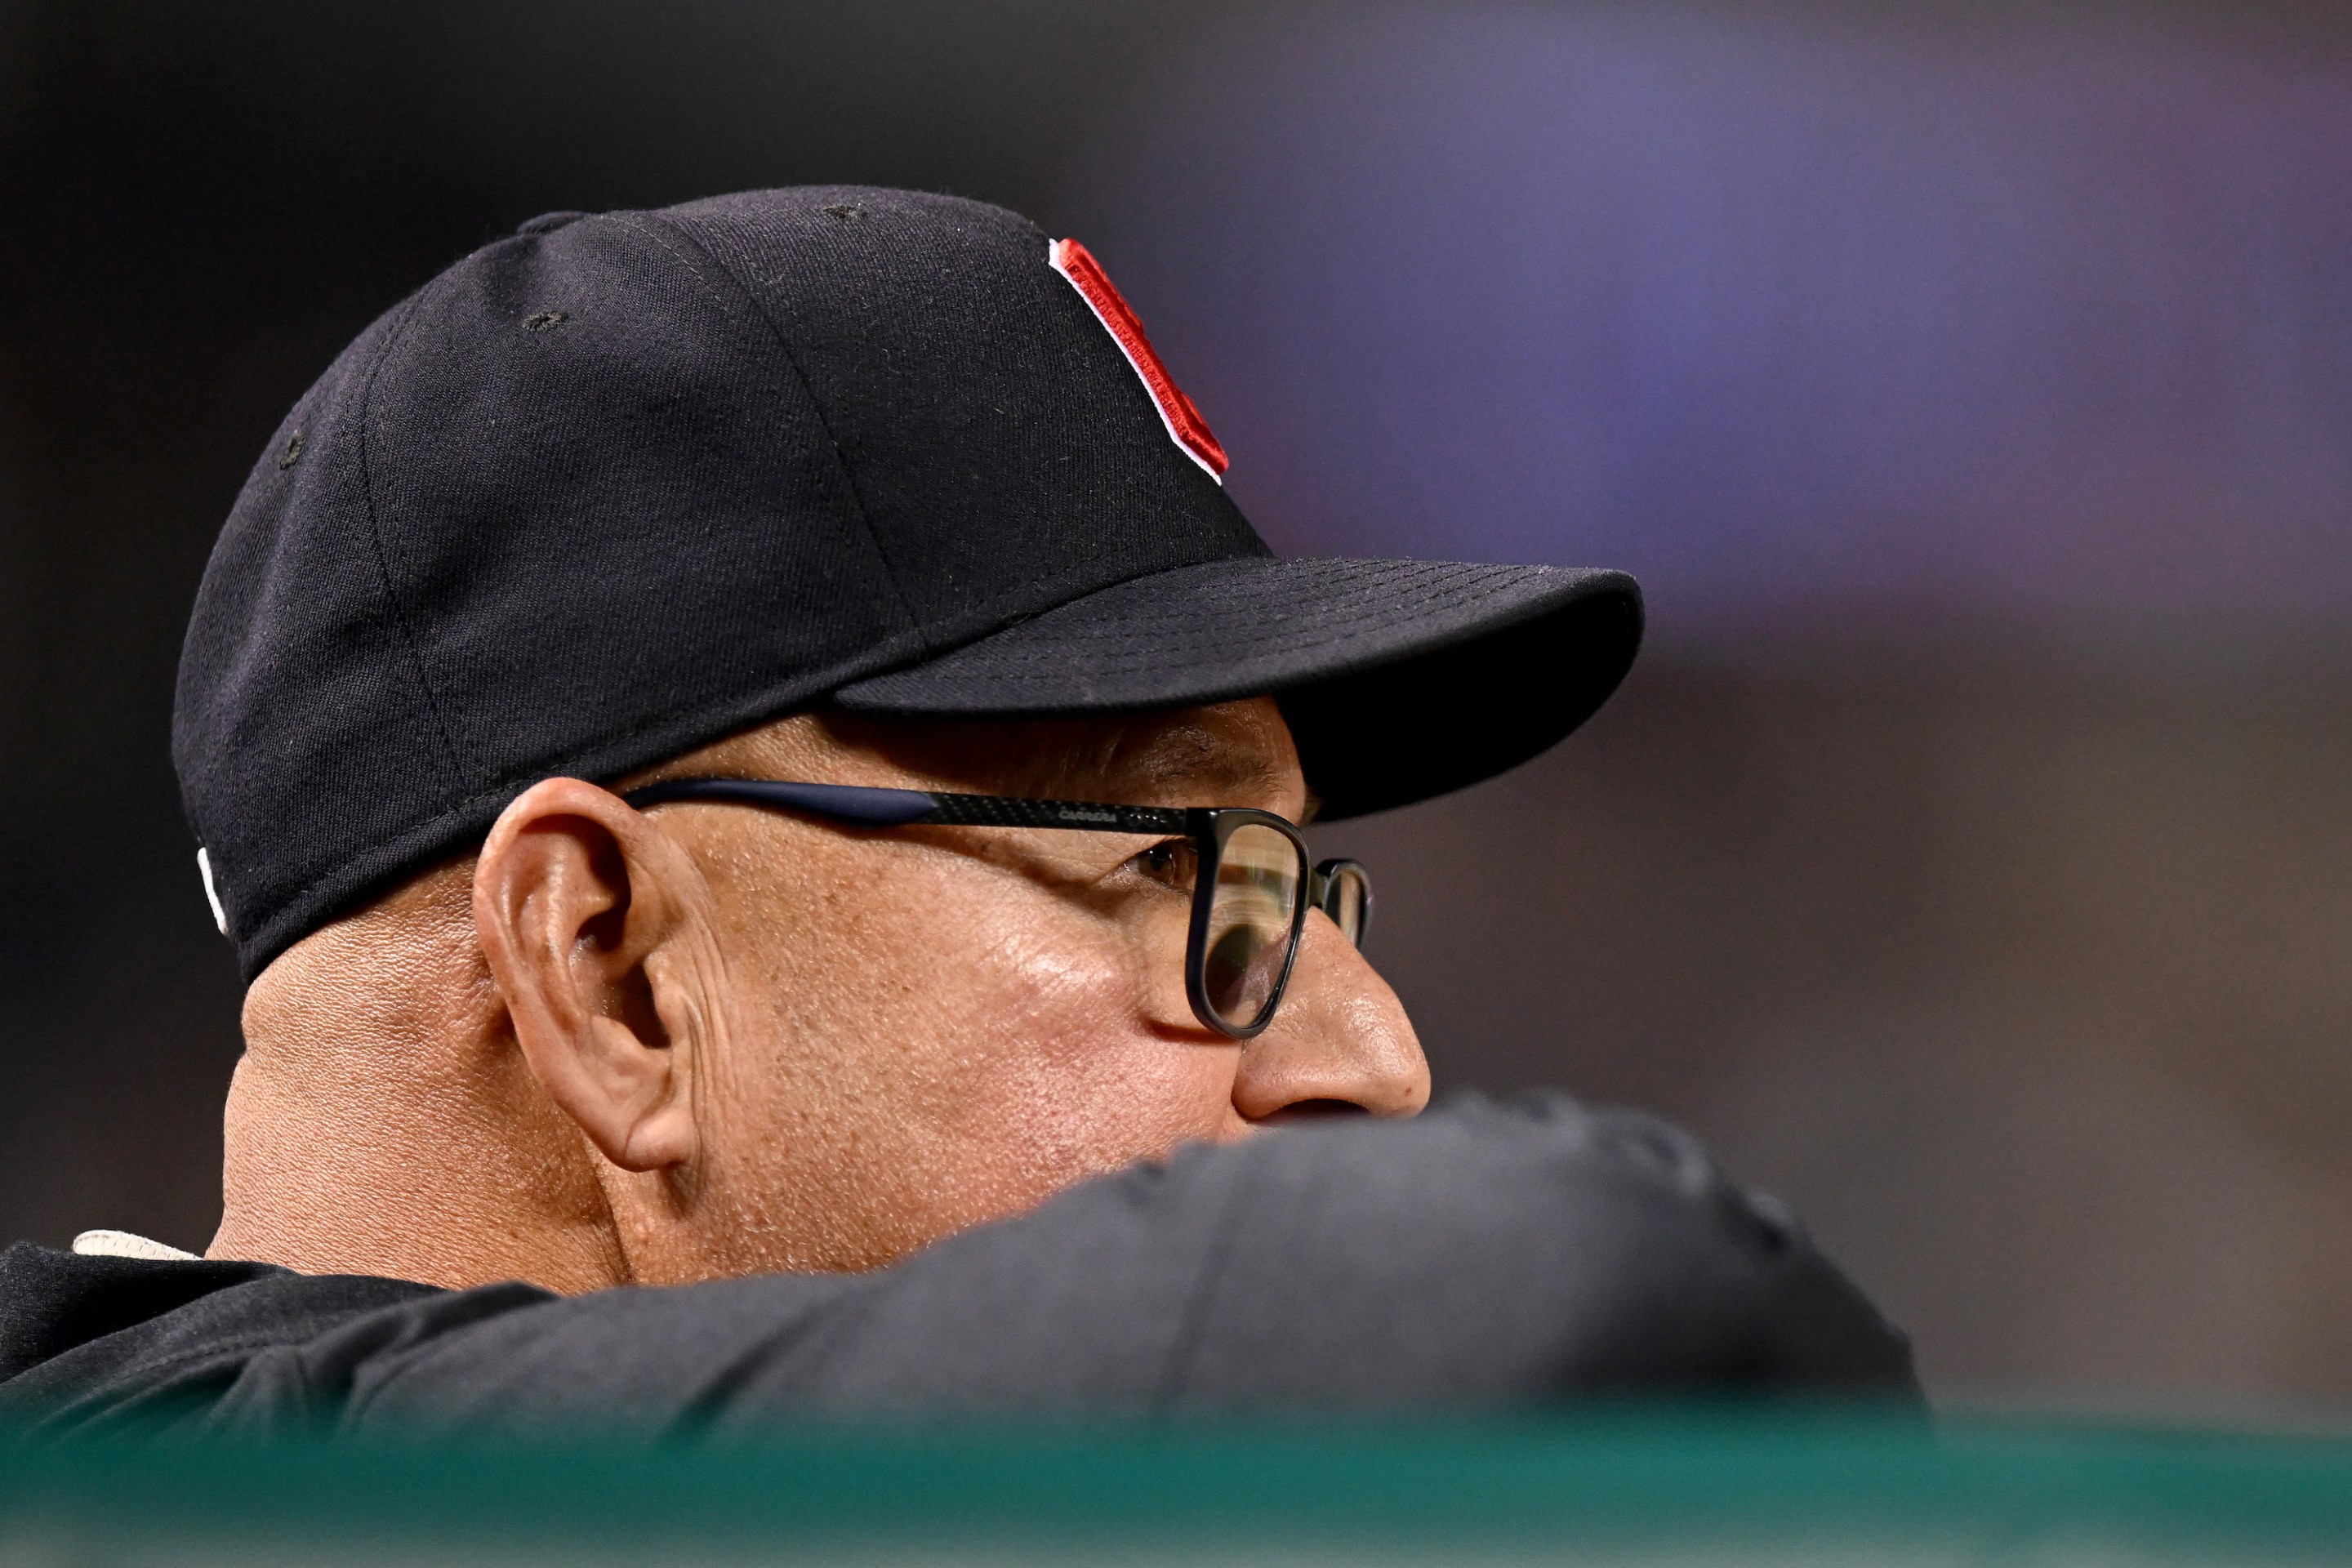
[237,695,1428,1287]
[633,697,1428,1276]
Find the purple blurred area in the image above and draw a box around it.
[1063,4,2352,1410]
[4,0,2352,1418]
[1069,4,2352,637]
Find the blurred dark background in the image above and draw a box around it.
[6,0,2350,1414]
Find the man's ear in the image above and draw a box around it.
[473,778,705,1174]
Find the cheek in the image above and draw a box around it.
[924,891,1241,1165]
[692,837,1243,1263]
[817,861,1235,1159]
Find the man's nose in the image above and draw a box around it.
[1230,911,1430,1121]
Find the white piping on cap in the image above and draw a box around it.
[196,846,228,937]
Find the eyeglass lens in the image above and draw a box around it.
[1200,822,1302,1031]
[1316,861,1370,947]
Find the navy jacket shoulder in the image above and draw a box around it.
[0,1096,1918,1435]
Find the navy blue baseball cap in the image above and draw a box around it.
[175,186,1641,979]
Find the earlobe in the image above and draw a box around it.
[474,778,706,1174]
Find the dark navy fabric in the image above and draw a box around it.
[840,557,1642,819]
[174,186,1640,979]
[0,1098,1914,1435]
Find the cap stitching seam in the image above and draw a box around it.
[234,621,928,925]
[246,781,523,918]
[353,289,474,794]
[791,551,1273,692]
[619,212,920,639]
[867,576,1547,677]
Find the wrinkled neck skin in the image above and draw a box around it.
[211,862,631,1294]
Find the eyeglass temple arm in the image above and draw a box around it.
[621,777,1192,835]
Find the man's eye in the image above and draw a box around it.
[1133,839,1198,890]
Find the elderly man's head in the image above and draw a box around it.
[221,700,1424,1289]
[180,188,1639,1290]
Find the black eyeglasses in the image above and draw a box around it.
[621,777,1371,1040]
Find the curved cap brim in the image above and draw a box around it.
[831,558,1642,819]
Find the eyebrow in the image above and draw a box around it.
[1104,724,1289,804]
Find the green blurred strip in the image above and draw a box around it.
[2,1408,2350,1564]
